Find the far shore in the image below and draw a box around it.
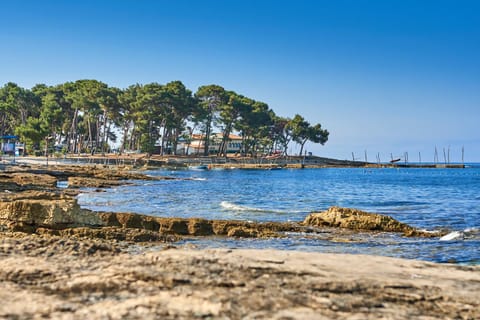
[4,153,466,169]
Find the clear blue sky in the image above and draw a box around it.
[1,0,479,161]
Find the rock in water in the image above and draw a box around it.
[304,206,435,237]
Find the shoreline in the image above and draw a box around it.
[5,154,467,169]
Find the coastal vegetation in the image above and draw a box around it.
[0,80,329,156]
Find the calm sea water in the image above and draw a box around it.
[77,165,480,264]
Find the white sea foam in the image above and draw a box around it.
[440,231,464,241]
[220,201,302,214]
[440,227,480,241]
[220,201,260,212]
[191,177,207,181]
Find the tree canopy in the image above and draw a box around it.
[0,80,329,156]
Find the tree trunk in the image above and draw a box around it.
[299,139,307,156]
[218,123,233,157]
[87,118,94,154]
[129,125,136,151]
[120,121,130,154]
[69,108,79,153]
[105,122,112,152]
[101,110,108,152]
[172,127,179,155]
[160,125,167,155]
[203,116,212,156]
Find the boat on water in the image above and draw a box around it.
[188,164,209,171]
[390,158,401,163]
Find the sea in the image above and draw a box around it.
[76,165,480,265]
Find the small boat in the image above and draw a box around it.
[390,158,401,163]
[188,165,209,171]
[268,166,283,170]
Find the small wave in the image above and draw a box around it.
[220,201,302,215]
[386,205,430,212]
[440,231,463,241]
[371,201,427,207]
[191,177,207,181]
[439,227,480,241]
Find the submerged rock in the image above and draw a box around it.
[304,206,439,237]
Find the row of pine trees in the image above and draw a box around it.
[0,80,328,156]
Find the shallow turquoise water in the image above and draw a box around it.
[77,166,480,264]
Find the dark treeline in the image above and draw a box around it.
[0,80,328,156]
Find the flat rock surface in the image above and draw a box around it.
[0,232,478,319]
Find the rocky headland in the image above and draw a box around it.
[0,162,478,319]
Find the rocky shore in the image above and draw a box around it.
[0,161,479,319]
[1,231,479,319]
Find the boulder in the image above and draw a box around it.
[0,194,104,231]
[304,206,437,237]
